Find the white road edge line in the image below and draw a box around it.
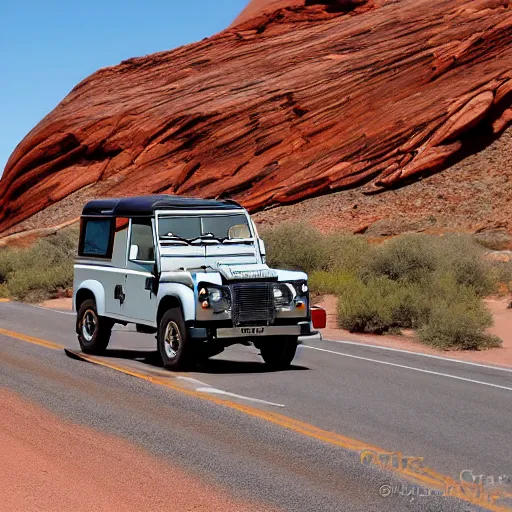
[195,387,285,407]
[302,345,512,392]
[25,304,76,316]
[316,338,512,373]
[176,376,213,387]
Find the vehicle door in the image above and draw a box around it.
[105,217,130,318]
[123,218,159,325]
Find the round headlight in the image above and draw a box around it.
[208,288,222,303]
[208,286,231,313]
[273,284,293,307]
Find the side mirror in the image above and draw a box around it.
[129,244,139,260]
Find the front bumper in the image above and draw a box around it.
[188,322,316,341]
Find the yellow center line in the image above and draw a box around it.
[2,328,511,511]
[0,327,64,350]
[0,328,64,350]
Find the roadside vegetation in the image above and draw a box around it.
[0,221,510,351]
[263,222,512,351]
[0,228,78,303]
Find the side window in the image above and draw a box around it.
[80,218,113,258]
[129,219,155,262]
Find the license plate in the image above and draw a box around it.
[239,327,266,335]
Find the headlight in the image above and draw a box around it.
[273,284,293,307]
[208,288,222,302]
[198,285,231,313]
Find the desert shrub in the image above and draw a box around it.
[322,234,373,275]
[265,225,502,349]
[491,260,512,301]
[438,234,495,296]
[0,283,8,298]
[336,276,430,333]
[366,234,440,283]
[0,247,17,284]
[7,261,74,302]
[308,271,359,296]
[334,271,502,349]
[262,221,325,273]
[336,277,396,334]
[418,300,501,350]
[388,281,431,329]
[0,228,77,302]
[336,276,434,333]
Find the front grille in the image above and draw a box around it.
[231,282,274,326]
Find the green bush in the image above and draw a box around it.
[322,234,373,275]
[336,277,430,333]
[7,261,74,303]
[0,247,17,284]
[367,234,439,283]
[0,227,77,302]
[438,234,495,296]
[336,277,397,334]
[0,283,8,298]
[262,221,325,273]
[418,300,501,350]
[309,271,359,296]
[491,260,512,299]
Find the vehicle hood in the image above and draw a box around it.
[159,242,258,272]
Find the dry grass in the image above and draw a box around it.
[0,228,78,302]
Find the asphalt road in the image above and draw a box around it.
[1,300,511,512]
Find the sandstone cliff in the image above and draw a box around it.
[0,0,511,236]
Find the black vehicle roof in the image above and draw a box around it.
[81,195,243,217]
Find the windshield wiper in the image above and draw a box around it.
[160,232,247,244]
[192,232,227,243]
[159,234,192,245]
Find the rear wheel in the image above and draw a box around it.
[259,336,298,369]
[77,299,113,354]
[158,308,193,370]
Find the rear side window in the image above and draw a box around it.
[80,218,113,258]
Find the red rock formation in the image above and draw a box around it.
[0,0,511,235]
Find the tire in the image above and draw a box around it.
[259,336,298,369]
[157,308,193,370]
[77,299,113,354]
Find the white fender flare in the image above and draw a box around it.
[74,280,106,316]
[157,283,196,322]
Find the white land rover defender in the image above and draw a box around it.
[73,195,319,370]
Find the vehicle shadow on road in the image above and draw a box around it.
[195,359,309,374]
[96,349,309,374]
[101,349,162,365]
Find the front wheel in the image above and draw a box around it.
[259,336,298,369]
[157,308,193,371]
[77,299,113,354]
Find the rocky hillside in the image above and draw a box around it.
[0,0,511,237]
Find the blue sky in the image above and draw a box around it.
[0,0,248,176]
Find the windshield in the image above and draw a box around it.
[158,214,252,242]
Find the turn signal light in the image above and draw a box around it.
[295,300,306,310]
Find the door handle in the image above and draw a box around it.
[114,285,125,304]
